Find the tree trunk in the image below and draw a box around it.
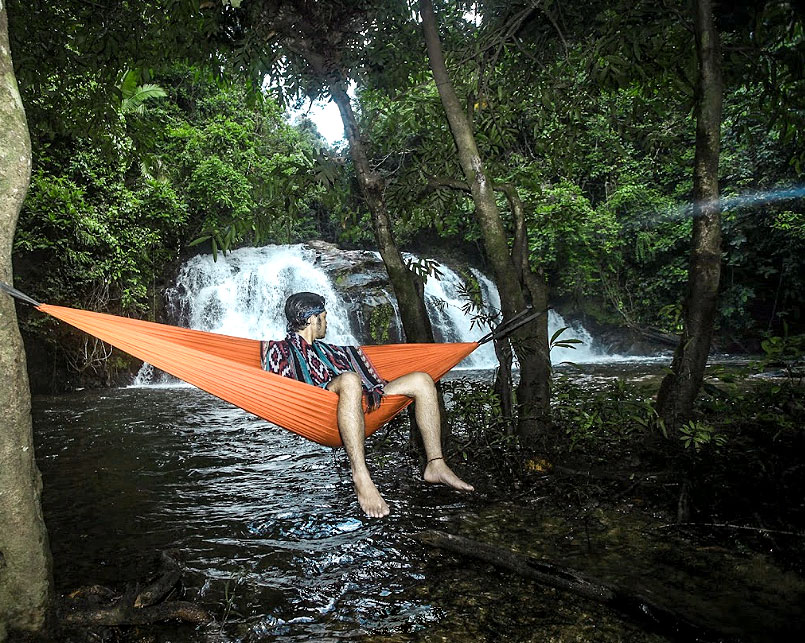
[498,183,550,427]
[305,55,435,346]
[0,4,54,638]
[419,0,551,444]
[425,176,550,426]
[656,0,723,427]
[301,52,448,447]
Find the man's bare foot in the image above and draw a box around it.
[424,458,474,491]
[353,472,390,518]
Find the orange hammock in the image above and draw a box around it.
[0,276,481,446]
[3,282,540,447]
[33,303,480,447]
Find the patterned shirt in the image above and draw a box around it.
[261,333,386,410]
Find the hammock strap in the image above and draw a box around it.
[0,281,41,307]
[477,306,551,345]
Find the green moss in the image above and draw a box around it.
[368,303,394,343]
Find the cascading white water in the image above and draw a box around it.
[421,263,617,367]
[134,243,623,384]
[420,262,497,369]
[134,245,359,384]
[165,245,358,343]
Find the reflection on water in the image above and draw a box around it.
[34,385,478,641]
[32,362,804,641]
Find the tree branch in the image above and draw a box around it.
[63,601,211,627]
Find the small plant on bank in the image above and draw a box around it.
[549,326,584,352]
[441,377,521,481]
[678,420,727,452]
[551,375,659,451]
[758,326,805,386]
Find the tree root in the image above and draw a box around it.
[63,601,211,627]
[61,551,213,631]
[134,550,183,608]
[655,522,804,537]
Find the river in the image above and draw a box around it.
[32,361,805,642]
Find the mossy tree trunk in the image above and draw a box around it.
[0,3,54,638]
[656,0,723,427]
[419,0,551,445]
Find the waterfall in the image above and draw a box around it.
[421,263,617,366]
[134,242,622,384]
[166,245,358,344]
[419,262,497,369]
[135,245,358,384]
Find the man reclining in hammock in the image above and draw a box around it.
[261,292,473,518]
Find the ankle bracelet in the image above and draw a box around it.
[427,456,444,463]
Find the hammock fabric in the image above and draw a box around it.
[34,303,479,447]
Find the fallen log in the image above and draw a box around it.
[415,530,724,641]
[61,550,213,631]
[63,600,211,627]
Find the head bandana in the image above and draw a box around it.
[287,305,325,333]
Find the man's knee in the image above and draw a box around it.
[411,371,436,395]
[332,371,363,396]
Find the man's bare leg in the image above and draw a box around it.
[328,373,389,518]
[383,372,474,492]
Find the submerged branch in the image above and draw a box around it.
[134,551,183,608]
[655,522,804,537]
[63,601,211,627]
[61,550,212,631]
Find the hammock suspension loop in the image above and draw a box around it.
[0,281,42,307]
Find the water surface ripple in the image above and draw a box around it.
[34,386,474,641]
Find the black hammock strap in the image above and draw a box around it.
[477,306,551,345]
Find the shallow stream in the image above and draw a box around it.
[32,364,805,642]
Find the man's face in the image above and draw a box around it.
[312,311,327,339]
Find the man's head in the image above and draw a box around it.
[285,292,327,337]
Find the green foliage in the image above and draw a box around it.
[757,328,805,390]
[594,183,690,328]
[12,65,343,313]
[119,70,168,115]
[442,378,517,468]
[528,181,618,294]
[552,375,659,451]
[549,327,583,353]
[679,421,726,452]
[405,256,444,281]
[15,162,186,312]
[148,70,329,251]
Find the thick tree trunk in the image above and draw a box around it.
[425,176,551,426]
[0,4,54,639]
[419,0,551,444]
[656,0,723,427]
